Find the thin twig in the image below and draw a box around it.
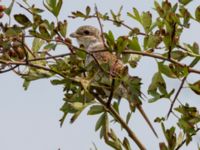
[94,5,106,47]
[16,2,33,15]
[0,60,64,78]
[0,65,19,73]
[167,76,187,118]
[28,53,71,62]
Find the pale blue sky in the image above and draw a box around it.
[0,0,199,150]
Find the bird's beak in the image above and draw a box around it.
[70,32,79,38]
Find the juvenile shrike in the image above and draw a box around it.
[70,25,125,75]
[70,25,158,137]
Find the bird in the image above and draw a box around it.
[70,25,158,138]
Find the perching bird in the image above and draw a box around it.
[70,25,158,137]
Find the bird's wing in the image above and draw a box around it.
[88,43,126,75]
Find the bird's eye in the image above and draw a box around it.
[83,30,90,35]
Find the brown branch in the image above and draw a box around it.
[0,59,64,78]
[74,46,200,75]
[94,5,106,47]
[91,92,146,150]
[88,48,200,74]
[0,65,19,73]
[16,2,33,15]
[28,53,71,62]
[23,33,200,74]
[166,76,187,118]
[176,44,188,52]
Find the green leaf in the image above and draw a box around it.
[116,37,128,53]
[105,31,115,49]
[87,105,105,115]
[58,20,67,37]
[189,57,200,68]
[61,102,84,113]
[39,25,51,39]
[141,11,152,33]
[59,112,67,127]
[147,35,161,48]
[95,113,106,131]
[127,7,141,23]
[55,0,63,17]
[148,72,168,102]
[4,0,15,16]
[30,7,44,14]
[128,37,141,51]
[126,112,132,124]
[43,0,63,17]
[23,79,30,91]
[70,110,82,123]
[44,43,57,50]
[179,0,192,5]
[158,62,176,78]
[113,102,119,114]
[189,80,200,95]
[32,38,45,52]
[195,6,200,22]
[86,6,91,17]
[154,1,164,17]
[14,14,32,27]
[71,11,86,18]
[5,27,22,37]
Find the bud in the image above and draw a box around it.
[0,5,6,12]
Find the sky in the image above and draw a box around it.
[0,0,200,150]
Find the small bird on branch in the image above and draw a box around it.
[70,25,158,138]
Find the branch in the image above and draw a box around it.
[91,92,146,150]
[0,65,19,73]
[28,53,71,62]
[0,59,65,78]
[16,2,34,15]
[167,76,187,118]
[23,33,200,75]
[88,48,200,74]
[94,5,106,47]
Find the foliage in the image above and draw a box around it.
[0,0,200,150]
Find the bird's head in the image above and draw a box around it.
[70,25,102,49]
